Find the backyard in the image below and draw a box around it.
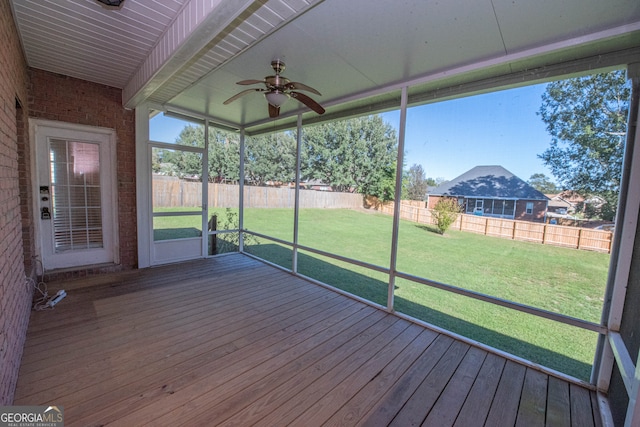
[245,208,608,381]
[158,207,610,380]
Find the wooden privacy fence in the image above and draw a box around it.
[152,177,363,209]
[379,201,613,253]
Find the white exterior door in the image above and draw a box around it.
[33,120,118,271]
[150,143,206,265]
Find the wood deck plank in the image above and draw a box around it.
[23,266,282,365]
[570,383,595,427]
[16,274,325,396]
[181,310,406,427]
[359,334,455,427]
[388,340,470,426]
[546,376,571,427]
[294,323,427,426]
[215,316,405,427]
[325,328,440,426]
[74,299,375,426]
[484,360,527,426]
[96,307,388,426]
[281,323,426,426]
[18,285,344,407]
[516,368,549,427]
[16,276,326,399]
[452,352,506,427]
[421,346,488,427]
[11,254,603,427]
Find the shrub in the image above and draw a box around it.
[432,198,461,234]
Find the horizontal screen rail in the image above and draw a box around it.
[243,229,606,334]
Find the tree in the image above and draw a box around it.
[300,115,398,198]
[404,164,429,200]
[166,124,206,178]
[209,128,240,183]
[528,173,559,194]
[158,124,241,183]
[432,197,461,235]
[538,70,630,220]
[245,132,296,186]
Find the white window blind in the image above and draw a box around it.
[49,139,103,252]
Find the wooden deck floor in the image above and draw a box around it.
[15,254,602,426]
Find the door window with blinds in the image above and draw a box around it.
[49,139,103,252]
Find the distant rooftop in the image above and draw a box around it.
[430,165,549,200]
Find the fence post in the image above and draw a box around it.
[577,228,582,250]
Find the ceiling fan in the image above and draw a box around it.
[223,60,325,118]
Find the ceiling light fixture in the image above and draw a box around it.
[94,0,126,10]
[264,91,290,107]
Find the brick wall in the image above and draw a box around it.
[1,0,139,402]
[514,199,547,222]
[29,69,138,276]
[0,0,32,405]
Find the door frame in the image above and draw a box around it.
[30,118,119,274]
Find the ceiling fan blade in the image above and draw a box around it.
[286,82,321,96]
[268,103,280,118]
[290,91,325,115]
[236,79,265,85]
[223,88,263,105]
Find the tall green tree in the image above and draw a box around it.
[300,115,398,198]
[160,124,204,178]
[159,124,241,183]
[528,173,559,194]
[245,132,296,185]
[538,70,630,220]
[404,164,429,200]
[208,127,240,183]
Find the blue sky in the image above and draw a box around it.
[381,83,553,182]
[151,82,555,183]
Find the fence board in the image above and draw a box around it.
[152,177,363,210]
[378,201,612,253]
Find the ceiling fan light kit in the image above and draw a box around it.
[224,60,325,118]
[265,91,290,107]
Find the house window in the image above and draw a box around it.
[526,202,534,214]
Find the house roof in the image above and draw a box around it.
[9,0,640,133]
[430,165,549,201]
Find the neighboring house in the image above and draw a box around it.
[546,193,576,216]
[427,165,549,222]
[546,190,607,216]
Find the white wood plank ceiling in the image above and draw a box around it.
[10,0,640,132]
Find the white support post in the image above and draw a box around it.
[202,120,209,257]
[293,114,303,273]
[387,87,408,312]
[239,128,245,252]
[135,104,152,268]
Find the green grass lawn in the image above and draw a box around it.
[241,208,609,380]
[155,207,609,380]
